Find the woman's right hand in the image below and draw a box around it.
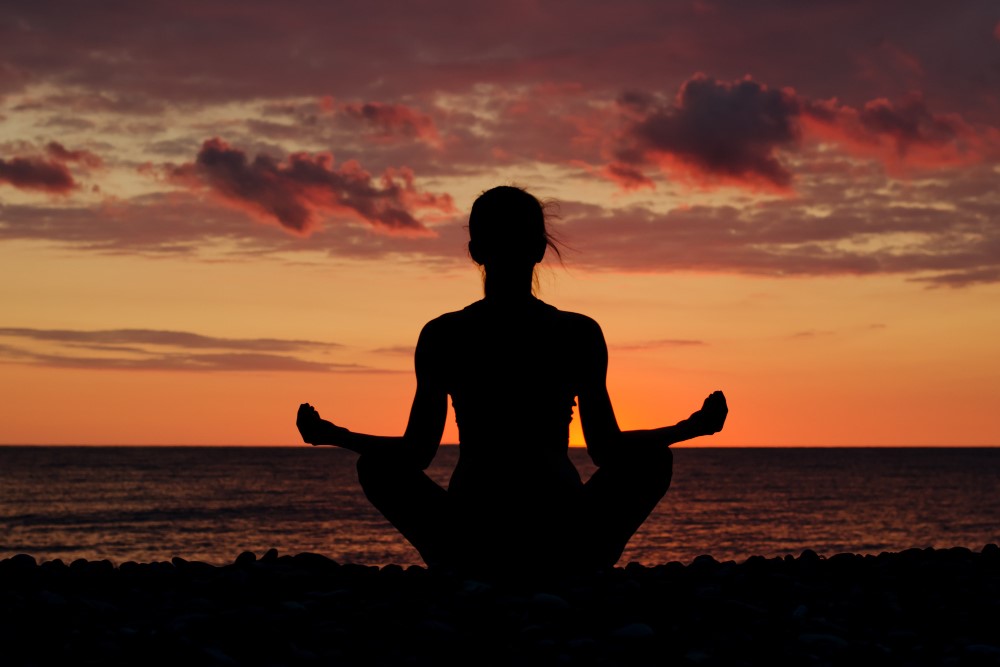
[296,403,349,446]
[687,391,728,436]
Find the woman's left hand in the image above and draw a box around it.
[688,391,728,436]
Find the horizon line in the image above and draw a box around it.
[1,443,998,448]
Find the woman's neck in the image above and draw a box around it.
[482,264,536,303]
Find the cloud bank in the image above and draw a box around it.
[2,1,999,286]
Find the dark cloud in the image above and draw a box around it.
[2,0,996,118]
[0,154,75,193]
[0,141,103,193]
[169,138,454,233]
[622,74,802,188]
[611,75,995,190]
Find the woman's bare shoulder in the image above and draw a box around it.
[418,302,481,341]
[551,307,604,337]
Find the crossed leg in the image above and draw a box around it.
[355,455,455,568]
[576,446,673,570]
[356,446,673,574]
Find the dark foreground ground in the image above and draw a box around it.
[2,546,999,666]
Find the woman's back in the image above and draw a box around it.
[426,297,595,451]
[422,296,602,499]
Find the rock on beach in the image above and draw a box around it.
[1,546,999,666]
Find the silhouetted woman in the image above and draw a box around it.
[297,185,727,576]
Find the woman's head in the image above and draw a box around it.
[468,186,560,270]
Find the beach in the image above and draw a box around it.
[3,546,999,666]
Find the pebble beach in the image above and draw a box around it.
[2,546,999,666]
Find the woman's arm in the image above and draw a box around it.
[617,391,727,445]
[576,318,727,466]
[295,320,448,469]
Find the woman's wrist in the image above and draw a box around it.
[676,417,703,440]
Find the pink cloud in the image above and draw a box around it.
[803,94,988,169]
[46,141,103,168]
[169,138,454,234]
[340,101,442,147]
[601,161,655,191]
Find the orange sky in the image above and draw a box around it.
[1,2,999,447]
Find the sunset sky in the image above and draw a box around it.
[1,1,998,446]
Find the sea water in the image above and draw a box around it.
[1,446,997,566]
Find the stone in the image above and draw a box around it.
[234,551,257,567]
[611,623,655,639]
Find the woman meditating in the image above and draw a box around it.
[296,185,728,576]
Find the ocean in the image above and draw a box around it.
[1,446,997,566]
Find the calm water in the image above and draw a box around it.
[1,446,997,566]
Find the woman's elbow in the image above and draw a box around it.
[587,442,613,468]
[410,441,439,470]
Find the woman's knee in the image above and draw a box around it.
[625,446,673,476]
[594,446,673,499]
[357,452,415,480]
[623,446,673,496]
[356,454,403,498]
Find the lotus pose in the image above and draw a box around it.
[297,185,727,576]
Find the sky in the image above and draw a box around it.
[1,0,999,446]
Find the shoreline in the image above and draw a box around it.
[3,546,999,666]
